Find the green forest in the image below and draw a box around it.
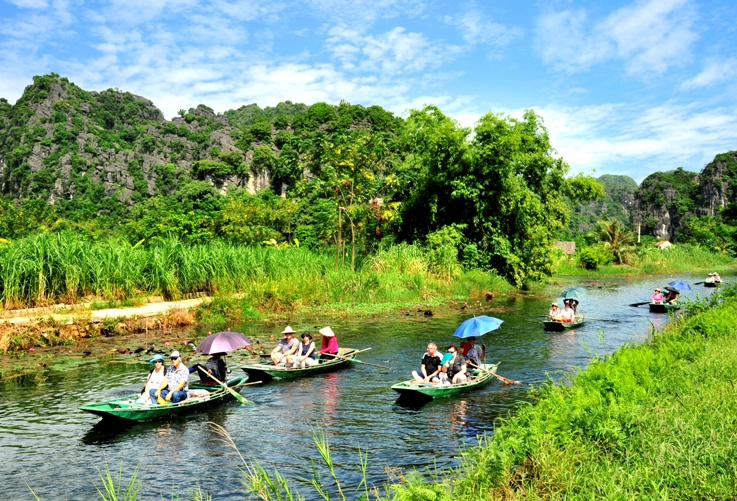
[0,74,604,293]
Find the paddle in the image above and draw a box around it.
[349,358,391,370]
[467,361,521,385]
[583,317,621,323]
[196,366,249,405]
[693,281,704,285]
[629,301,650,307]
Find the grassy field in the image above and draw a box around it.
[0,234,512,316]
[386,287,737,500]
[555,243,737,277]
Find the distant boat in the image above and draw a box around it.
[543,315,585,332]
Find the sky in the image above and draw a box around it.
[1,0,737,182]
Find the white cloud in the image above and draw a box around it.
[532,101,737,180]
[444,10,522,47]
[681,58,737,89]
[304,0,425,27]
[325,25,463,74]
[536,0,697,77]
[7,0,49,8]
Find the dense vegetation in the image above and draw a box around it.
[561,174,636,240]
[0,74,604,299]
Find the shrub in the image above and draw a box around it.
[577,245,615,270]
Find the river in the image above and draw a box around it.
[0,274,725,500]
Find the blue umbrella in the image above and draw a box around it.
[561,287,588,300]
[453,315,504,339]
[668,280,691,291]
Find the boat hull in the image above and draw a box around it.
[80,377,249,422]
[240,348,357,381]
[391,363,499,400]
[704,281,718,288]
[543,316,585,331]
[649,303,680,313]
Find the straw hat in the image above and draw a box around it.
[281,325,296,335]
[319,326,335,337]
[551,302,558,307]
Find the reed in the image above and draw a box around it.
[555,242,736,276]
[0,234,512,312]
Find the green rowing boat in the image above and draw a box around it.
[649,302,680,313]
[391,363,500,400]
[240,348,358,381]
[80,377,250,422]
[543,315,585,332]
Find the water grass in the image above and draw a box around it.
[555,242,736,276]
[0,234,512,313]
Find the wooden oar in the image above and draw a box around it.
[629,301,650,307]
[584,317,621,322]
[345,357,391,370]
[196,366,249,405]
[468,361,521,385]
[693,281,704,285]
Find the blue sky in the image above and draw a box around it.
[1,0,737,182]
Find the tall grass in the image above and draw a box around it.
[0,234,511,310]
[556,242,736,276]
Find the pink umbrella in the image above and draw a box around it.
[195,330,251,355]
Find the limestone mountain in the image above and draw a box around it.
[563,174,637,237]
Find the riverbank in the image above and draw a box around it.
[555,243,737,277]
[388,287,737,500]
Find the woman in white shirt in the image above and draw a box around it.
[137,354,167,403]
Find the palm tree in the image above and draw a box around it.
[597,220,635,264]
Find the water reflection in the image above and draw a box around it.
[0,273,726,500]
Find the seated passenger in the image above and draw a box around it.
[294,332,317,368]
[443,343,467,384]
[150,351,189,404]
[549,302,561,319]
[319,326,339,358]
[411,342,443,383]
[137,354,167,403]
[713,272,722,283]
[271,326,299,366]
[652,288,664,304]
[664,290,678,304]
[560,303,575,323]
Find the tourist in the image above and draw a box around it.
[549,302,561,319]
[443,343,467,384]
[411,342,443,383]
[713,272,722,283]
[294,332,317,368]
[319,326,339,358]
[271,326,299,366]
[137,354,166,404]
[652,288,664,304]
[560,302,575,322]
[150,351,189,404]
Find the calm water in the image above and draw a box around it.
[0,274,725,500]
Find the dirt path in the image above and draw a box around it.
[0,297,209,325]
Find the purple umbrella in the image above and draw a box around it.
[195,330,251,355]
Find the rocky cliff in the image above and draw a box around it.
[0,74,303,210]
[564,174,637,236]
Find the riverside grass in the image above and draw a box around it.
[555,242,737,276]
[0,233,511,312]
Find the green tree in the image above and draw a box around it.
[398,106,601,286]
[596,220,636,264]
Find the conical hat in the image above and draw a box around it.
[281,325,296,334]
[319,326,335,337]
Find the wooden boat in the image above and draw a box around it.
[649,302,680,313]
[80,377,249,422]
[543,315,585,332]
[240,347,358,381]
[704,280,720,288]
[391,363,499,400]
